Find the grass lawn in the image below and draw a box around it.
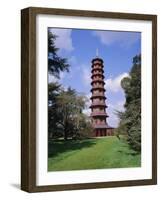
[48,136,141,171]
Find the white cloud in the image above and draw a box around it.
[104,72,129,127]
[107,100,125,128]
[93,31,140,47]
[82,65,91,87]
[83,108,91,116]
[48,74,57,83]
[48,72,66,83]
[49,28,74,52]
[108,101,125,112]
[105,72,129,93]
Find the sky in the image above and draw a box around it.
[48,28,141,128]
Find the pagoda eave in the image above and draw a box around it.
[91,74,104,79]
[92,57,104,63]
[90,88,105,92]
[90,95,106,100]
[90,113,108,117]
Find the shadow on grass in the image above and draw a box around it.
[48,138,97,158]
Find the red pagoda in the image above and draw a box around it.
[90,56,114,137]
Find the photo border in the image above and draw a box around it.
[21,7,157,192]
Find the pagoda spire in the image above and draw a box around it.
[96,48,99,57]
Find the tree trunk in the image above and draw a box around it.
[64,125,68,141]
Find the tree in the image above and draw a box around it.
[56,87,88,140]
[48,30,92,141]
[48,30,70,139]
[48,82,62,139]
[117,54,141,152]
[48,30,69,78]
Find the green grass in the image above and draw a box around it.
[48,137,141,171]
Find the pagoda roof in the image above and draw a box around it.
[92,57,104,63]
[90,95,106,99]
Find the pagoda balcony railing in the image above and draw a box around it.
[91,79,105,85]
[92,122,107,126]
[92,83,104,87]
[91,86,105,91]
[92,77,104,81]
[92,71,104,75]
[92,91,104,95]
[92,99,105,104]
[90,102,107,108]
[90,112,108,117]
[91,68,104,73]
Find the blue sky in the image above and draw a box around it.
[49,28,141,127]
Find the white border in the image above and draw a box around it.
[36,14,152,186]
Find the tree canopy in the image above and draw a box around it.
[117,54,141,152]
[48,30,70,78]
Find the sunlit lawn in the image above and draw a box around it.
[48,136,141,171]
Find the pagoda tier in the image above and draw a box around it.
[90,57,114,137]
[91,73,104,79]
[91,81,105,86]
[90,87,106,92]
[90,112,108,117]
[90,102,107,108]
[90,95,106,100]
[91,68,104,73]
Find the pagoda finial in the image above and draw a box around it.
[96,48,99,57]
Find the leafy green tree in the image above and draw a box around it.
[56,87,88,140]
[74,113,94,139]
[117,54,141,152]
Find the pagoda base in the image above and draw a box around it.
[93,127,114,137]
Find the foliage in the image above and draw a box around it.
[117,54,141,152]
[48,82,62,138]
[48,30,69,78]
[49,87,91,140]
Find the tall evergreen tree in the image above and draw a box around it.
[118,54,141,152]
[48,30,69,78]
[48,82,62,138]
[48,30,70,139]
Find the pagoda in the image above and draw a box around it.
[90,56,114,137]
